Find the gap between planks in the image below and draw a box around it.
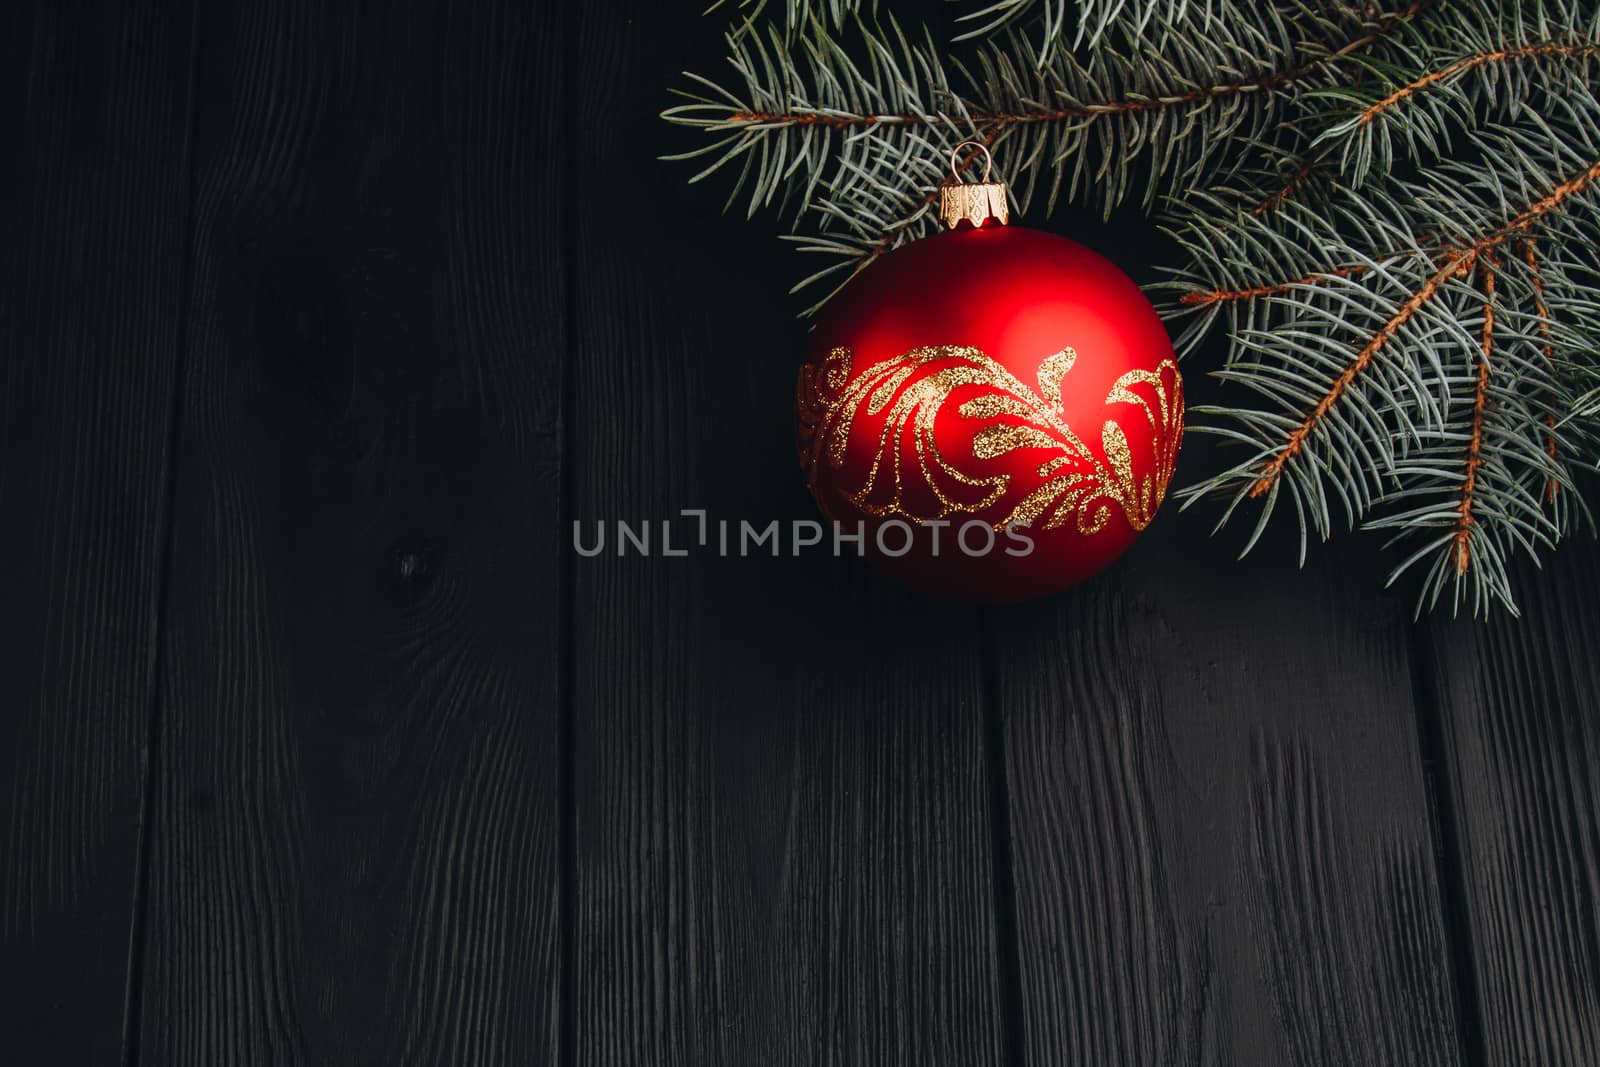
[1407,621,1489,1067]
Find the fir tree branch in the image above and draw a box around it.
[1251,158,1318,216]
[1355,42,1599,128]
[1455,258,1496,576]
[697,4,1431,143]
[1249,153,1600,499]
[666,0,1435,310]
[720,52,1347,132]
[953,0,1073,55]
[1180,263,1374,307]
[1252,17,1595,207]
[951,0,1430,55]
[790,2,1436,307]
[1250,247,1479,497]
[1309,8,1600,185]
[710,0,871,34]
[1521,237,1562,503]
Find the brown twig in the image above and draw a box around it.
[1247,33,1591,216]
[725,73,1300,128]
[1252,159,1318,217]
[1328,0,1433,58]
[1183,231,1451,305]
[1181,262,1372,306]
[1184,227,1457,305]
[725,68,1303,128]
[1358,43,1599,127]
[1456,258,1497,576]
[1522,239,1561,503]
[1248,156,1600,498]
[727,0,1434,131]
[1249,249,1476,496]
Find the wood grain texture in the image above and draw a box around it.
[567,2,1006,1064]
[136,1,567,1062]
[993,507,1466,1066]
[0,0,194,1061]
[1424,540,1600,1064]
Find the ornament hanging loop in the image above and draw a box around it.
[940,141,1009,230]
[948,140,994,185]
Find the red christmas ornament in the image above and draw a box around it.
[796,143,1183,601]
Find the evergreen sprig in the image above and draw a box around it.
[663,0,1600,615]
[953,0,1209,52]
[664,4,1411,308]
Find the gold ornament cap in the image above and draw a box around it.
[939,141,1009,230]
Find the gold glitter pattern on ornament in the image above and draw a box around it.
[796,344,1183,534]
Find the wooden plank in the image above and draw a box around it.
[1423,540,1600,1064]
[994,464,1467,1063]
[134,2,567,1062]
[568,3,1006,1063]
[0,0,195,1060]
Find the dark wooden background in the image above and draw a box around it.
[3,0,1597,1063]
